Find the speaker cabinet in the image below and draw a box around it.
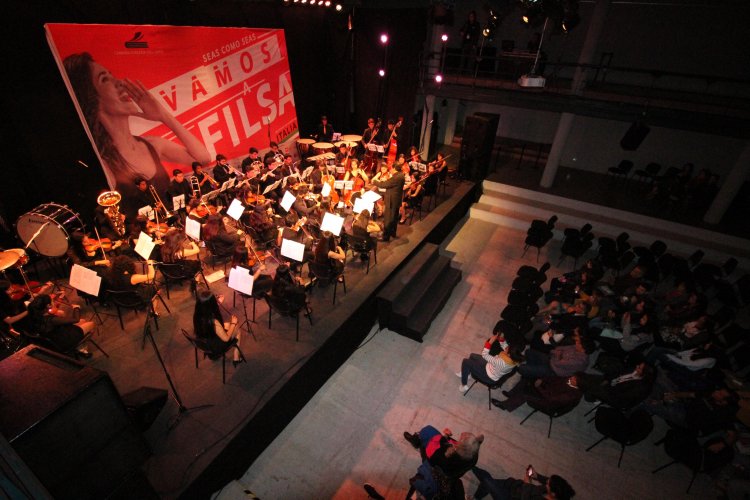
[460,113,499,181]
[0,347,152,500]
[621,120,650,150]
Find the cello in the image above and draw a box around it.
[385,117,403,168]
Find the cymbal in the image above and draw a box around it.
[0,251,19,271]
[341,134,362,142]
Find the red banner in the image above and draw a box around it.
[45,23,299,201]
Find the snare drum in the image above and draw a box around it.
[312,142,334,155]
[297,138,316,156]
[16,203,84,257]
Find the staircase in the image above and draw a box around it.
[376,243,461,342]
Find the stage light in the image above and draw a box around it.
[325,0,331,5]
[380,34,388,44]
[335,4,342,11]
[301,0,307,3]
[435,74,443,83]
[378,69,385,77]
[521,5,544,26]
[441,34,448,42]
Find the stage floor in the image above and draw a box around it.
[59,179,476,498]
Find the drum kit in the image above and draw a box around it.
[15,202,84,257]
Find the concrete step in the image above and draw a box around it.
[470,180,750,270]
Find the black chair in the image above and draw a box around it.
[560,230,593,269]
[501,304,539,323]
[308,260,346,305]
[205,240,234,272]
[519,394,582,438]
[507,287,542,306]
[345,233,377,274]
[516,262,551,287]
[180,329,245,384]
[633,162,661,184]
[265,293,312,342]
[158,261,200,299]
[464,368,518,410]
[652,429,733,494]
[615,232,631,255]
[607,160,633,182]
[522,216,557,262]
[585,407,653,467]
[687,249,705,270]
[406,193,424,224]
[105,288,170,331]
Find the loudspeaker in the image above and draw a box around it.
[460,114,498,181]
[620,120,650,150]
[122,386,168,432]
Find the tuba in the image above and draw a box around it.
[97,190,126,237]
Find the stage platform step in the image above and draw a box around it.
[470,180,750,270]
[377,243,462,342]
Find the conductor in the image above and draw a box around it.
[372,163,405,242]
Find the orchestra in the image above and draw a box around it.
[0,115,455,362]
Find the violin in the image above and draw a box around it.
[8,281,42,301]
[245,193,267,205]
[146,220,169,235]
[83,237,114,257]
[195,203,219,218]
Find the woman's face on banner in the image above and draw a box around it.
[91,61,139,116]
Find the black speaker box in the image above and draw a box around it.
[620,120,650,150]
[122,386,168,432]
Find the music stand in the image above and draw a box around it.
[142,314,212,431]
[228,267,257,340]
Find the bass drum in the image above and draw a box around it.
[297,138,316,157]
[16,203,84,257]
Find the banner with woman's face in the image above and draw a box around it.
[45,23,299,200]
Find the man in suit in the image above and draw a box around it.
[372,163,405,242]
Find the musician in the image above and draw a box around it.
[400,172,424,224]
[160,228,202,291]
[263,142,283,166]
[127,215,164,259]
[243,204,277,243]
[231,244,273,297]
[343,159,369,184]
[167,169,193,201]
[435,151,449,186]
[362,118,380,146]
[380,119,397,145]
[128,178,156,219]
[203,214,242,256]
[26,294,96,358]
[107,254,160,314]
[335,142,350,165]
[187,198,208,224]
[315,115,334,143]
[408,146,424,165]
[372,163,406,242]
[292,191,320,220]
[281,153,299,177]
[193,290,244,366]
[192,162,218,193]
[212,154,235,185]
[371,163,391,184]
[241,147,262,174]
[310,160,327,194]
[94,204,126,241]
[67,230,112,270]
[423,163,439,198]
[313,230,345,277]
[271,264,309,312]
[351,208,382,246]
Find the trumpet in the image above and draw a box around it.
[203,172,220,189]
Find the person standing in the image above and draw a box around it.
[459,11,480,72]
[372,163,405,242]
[315,115,334,142]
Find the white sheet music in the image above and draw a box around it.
[228,266,255,296]
[134,231,155,261]
[361,190,382,203]
[138,205,154,220]
[172,194,185,212]
[280,190,296,212]
[321,182,331,197]
[302,166,314,179]
[226,198,245,221]
[320,212,344,236]
[69,264,102,297]
[262,180,281,195]
[334,180,345,190]
[280,238,305,262]
[185,217,201,240]
[353,198,375,215]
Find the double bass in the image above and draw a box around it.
[385,117,403,168]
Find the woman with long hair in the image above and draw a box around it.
[27,294,95,358]
[193,290,243,365]
[161,228,202,289]
[313,230,345,277]
[63,53,210,206]
[203,215,242,256]
[108,254,160,314]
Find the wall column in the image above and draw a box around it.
[703,142,750,224]
[540,112,575,188]
[419,94,436,158]
[441,98,458,146]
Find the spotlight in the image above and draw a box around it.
[335,3,342,11]
[435,74,443,83]
[378,69,385,77]
[561,12,580,32]
[325,0,331,5]
[380,34,388,44]
[441,33,448,42]
[521,5,544,26]
[301,0,307,3]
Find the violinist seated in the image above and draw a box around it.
[277,213,315,266]
[203,214,243,257]
[107,255,161,314]
[423,163,439,197]
[66,230,115,273]
[242,204,278,245]
[351,209,382,258]
[160,228,202,290]
[408,146,424,165]
[292,190,320,221]
[370,163,391,184]
[231,244,274,297]
[193,290,244,366]
[312,230,345,283]
[26,293,96,358]
[1,279,56,335]
[125,216,164,260]
[400,172,424,224]
[271,264,309,312]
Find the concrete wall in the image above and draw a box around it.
[444,98,747,179]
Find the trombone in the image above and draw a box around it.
[149,184,174,220]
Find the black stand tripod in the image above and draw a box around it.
[236,292,257,342]
[142,313,212,431]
